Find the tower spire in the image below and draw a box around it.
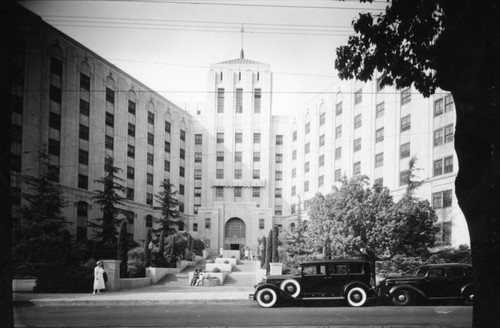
[240,24,244,59]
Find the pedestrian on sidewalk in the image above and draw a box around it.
[190,268,200,286]
[93,261,106,294]
[244,247,249,260]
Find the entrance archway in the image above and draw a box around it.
[224,217,246,250]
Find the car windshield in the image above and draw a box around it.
[413,266,429,276]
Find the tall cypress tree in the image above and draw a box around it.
[117,220,128,277]
[265,229,273,274]
[260,236,266,269]
[272,226,279,262]
[154,179,180,236]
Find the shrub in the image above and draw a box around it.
[212,267,221,273]
[128,247,146,278]
[231,255,235,258]
[224,260,229,264]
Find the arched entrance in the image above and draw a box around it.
[224,217,246,250]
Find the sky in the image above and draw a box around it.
[19,0,387,115]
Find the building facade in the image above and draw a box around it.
[11,6,469,258]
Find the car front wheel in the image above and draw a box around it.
[391,289,412,306]
[462,287,474,305]
[256,288,278,308]
[346,287,367,307]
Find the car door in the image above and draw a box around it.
[327,263,349,297]
[301,264,332,297]
[420,267,448,298]
[446,266,468,297]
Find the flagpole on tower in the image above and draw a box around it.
[240,24,245,59]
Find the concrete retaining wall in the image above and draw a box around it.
[215,257,237,266]
[146,267,179,284]
[119,277,151,290]
[206,263,233,272]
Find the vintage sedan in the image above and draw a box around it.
[250,259,376,308]
[378,263,474,306]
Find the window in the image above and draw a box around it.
[401,87,411,105]
[179,184,184,195]
[304,162,310,173]
[292,168,296,179]
[292,130,297,141]
[127,166,135,179]
[147,133,154,146]
[432,190,453,208]
[180,166,185,177]
[236,88,243,113]
[48,165,59,182]
[205,218,211,229]
[305,122,311,134]
[79,124,89,141]
[193,223,198,231]
[319,134,325,147]
[216,187,224,198]
[354,114,362,129]
[275,206,282,216]
[164,160,170,172]
[217,133,224,143]
[259,219,265,229]
[80,99,89,116]
[443,190,453,207]
[252,187,260,197]
[195,152,202,163]
[335,169,342,181]
[146,193,153,205]
[275,188,282,198]
[180,129,186,141]
[401,114,411,132]
[216,151,224,162]
[434,128,444,146]
[335,147,342,160]
[127,144,135,158]
[253,133,261,144]
[276,135,283,145]
[374,178,383,186]
[434,98,444,116]
[126,187,134,200]
[319,154,325,167]
[354,138,362,152]
[50,85,61,103]
[128,123,135,137]
[444,156,453,173]
[234,151,242,162]
[376,127,384,142]
[319,112,326,126]
[180,148,185,160]
[147,111,154,125]
[353,162,361,175]
[445,95,454,112]
[165,121,171,133]
[291,186,296,196]
[234,169,242,179]
[254,88,261,113]
[147,173,153,185]
[51,57,62,76]
[305,143,310,154]
[49,112,61,130]
[253,169,260,179]
[354,89,362,105]
[375,153,384,168]
[336,102,343,116]
[376,74,385,92]
[162,141,169,153]
[79,149,89,165]
[105,135,114,150]
[275,171,283,181]
[80,73,90,91]
[128,100,136,115]
[253,152,261,162]
[400,170,410,186]
[434,159,443,176]
[217,88,224,113]
[235,132,242,143]
[292,150,297,160]
[78,174,88,190]
[194,187,202,197]
[400,142,411,158]
[194,169,202,179]
[376,102,385,118]
[106,87,114,104]
[147,152,153,166]
[444,124,454,143]
[304,181,309,192]
[276,153,283,163]
[195,134,203,145]
[216,169,224,179]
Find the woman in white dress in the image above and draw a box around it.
[93,261,105,294]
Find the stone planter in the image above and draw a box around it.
[203,278,219,286]
[206,263,232,272]
[215,257,237,266]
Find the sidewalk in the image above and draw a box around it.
[13,283,254,307]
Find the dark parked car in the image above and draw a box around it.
[250,259,376,308]
[378,263,474,306]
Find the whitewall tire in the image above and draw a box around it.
[347,287,367,307]
[256,288,278,308]
[280,279,301,298]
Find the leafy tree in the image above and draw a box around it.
[272,226,279,262]
[117,220,128,277]
[154,179,180,236]
[260,236,266,269]
[265,229,272,274]
[14,156,68,274]
[335,1,500,324]
[90,157,127,249]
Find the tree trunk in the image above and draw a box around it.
[453,96,500,327]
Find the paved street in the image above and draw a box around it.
[15,303,472,328]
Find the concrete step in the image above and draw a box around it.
[224,272,256,286]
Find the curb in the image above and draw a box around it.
[26,298,253,307]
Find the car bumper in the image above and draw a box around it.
[248,293,255,300]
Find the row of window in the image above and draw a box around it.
[217,88,261,113]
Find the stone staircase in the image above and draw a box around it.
[157,258,259,287]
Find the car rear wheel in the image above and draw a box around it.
[280,279,301,298]
[346,287,367,307]
[391,289,412,306]
[256,288,278,308]
[463,287,474,305]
